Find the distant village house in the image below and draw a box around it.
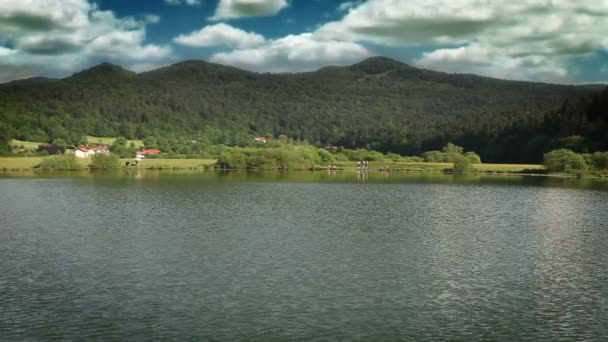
[74,145,110,158]
[136,149,161,159]
[254,136,268,143]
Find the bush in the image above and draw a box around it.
[586,152,608,170]
[452,154,474,172]
[422,151,446,162]
[332,153,349,162]
[110,137,136,158]
[385,152,403,161]
[90,153,121,169]
[443,143,464,154]
[341,149,386,161]
[543,149,588,173]
[216,146,328,169]
[464,152,482,164]
[36,154,80,170]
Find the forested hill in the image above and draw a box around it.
[0,56,605,162]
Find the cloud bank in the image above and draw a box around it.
[174,23,266,48]
[210,32,370,72]
[0,0,172,82]
[315,0,608,82]
[211,0,288,20]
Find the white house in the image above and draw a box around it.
[74,145,110,158]
[135,149,161,160]
[74,146,96,158]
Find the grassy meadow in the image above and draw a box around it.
[0,157,216,170]
[86,136,144,148]
[10,139,46,151]
[9,136,144,152]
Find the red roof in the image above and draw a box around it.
[137,149,161,155]
[77,146,89,152]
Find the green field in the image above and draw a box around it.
[86,136,144,148]
[0,157,216,170]
[0,157,44,169]
[9,139,46,151]
[0,157,89,170]
[10,136,145,151]
[473,163,545,173]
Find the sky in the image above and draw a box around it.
[1,0,607,84]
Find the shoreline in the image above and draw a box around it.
[1,165,605,180]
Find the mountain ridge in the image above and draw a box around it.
[2,56,603,87]
[0,56,606,162]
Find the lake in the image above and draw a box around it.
[1,171,607,341]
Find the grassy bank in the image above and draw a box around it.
[0,157,92,170]
[0,157,216,171]
[0,157,46,170]
[1,156,542,173]
[130,158,216,169]
[334,161,544,173]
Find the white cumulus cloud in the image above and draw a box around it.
[211,0,288,20]
[174,23,266,48]
[211,32,370,72]
[315,0,608,82]
[0,0,173,82]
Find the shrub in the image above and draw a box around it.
[422,150,446,162]
[443,143,464,154]
[543,149,588,173]
[217,150,249,169]
[332,153,349,162]
[342,149,385,161]
[36,154,80,170]
[90,153,121,169]
[588,152,608,170]
[216,146,328,169]
[452,154,474,172]
[386,152,403,161]
[464,152,482,164]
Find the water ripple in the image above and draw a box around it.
[1,176,607,341]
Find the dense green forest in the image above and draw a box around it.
[0,56,606,162]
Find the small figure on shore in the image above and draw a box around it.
[357,161,361,169]
[327,164,337,175]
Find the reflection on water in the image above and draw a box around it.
[0,171,607,341]
[2,170,608,191]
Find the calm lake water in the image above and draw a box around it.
[1,171,607,341]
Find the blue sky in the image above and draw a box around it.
[1,0,607,84]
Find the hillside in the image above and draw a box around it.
[0,57,605,162]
